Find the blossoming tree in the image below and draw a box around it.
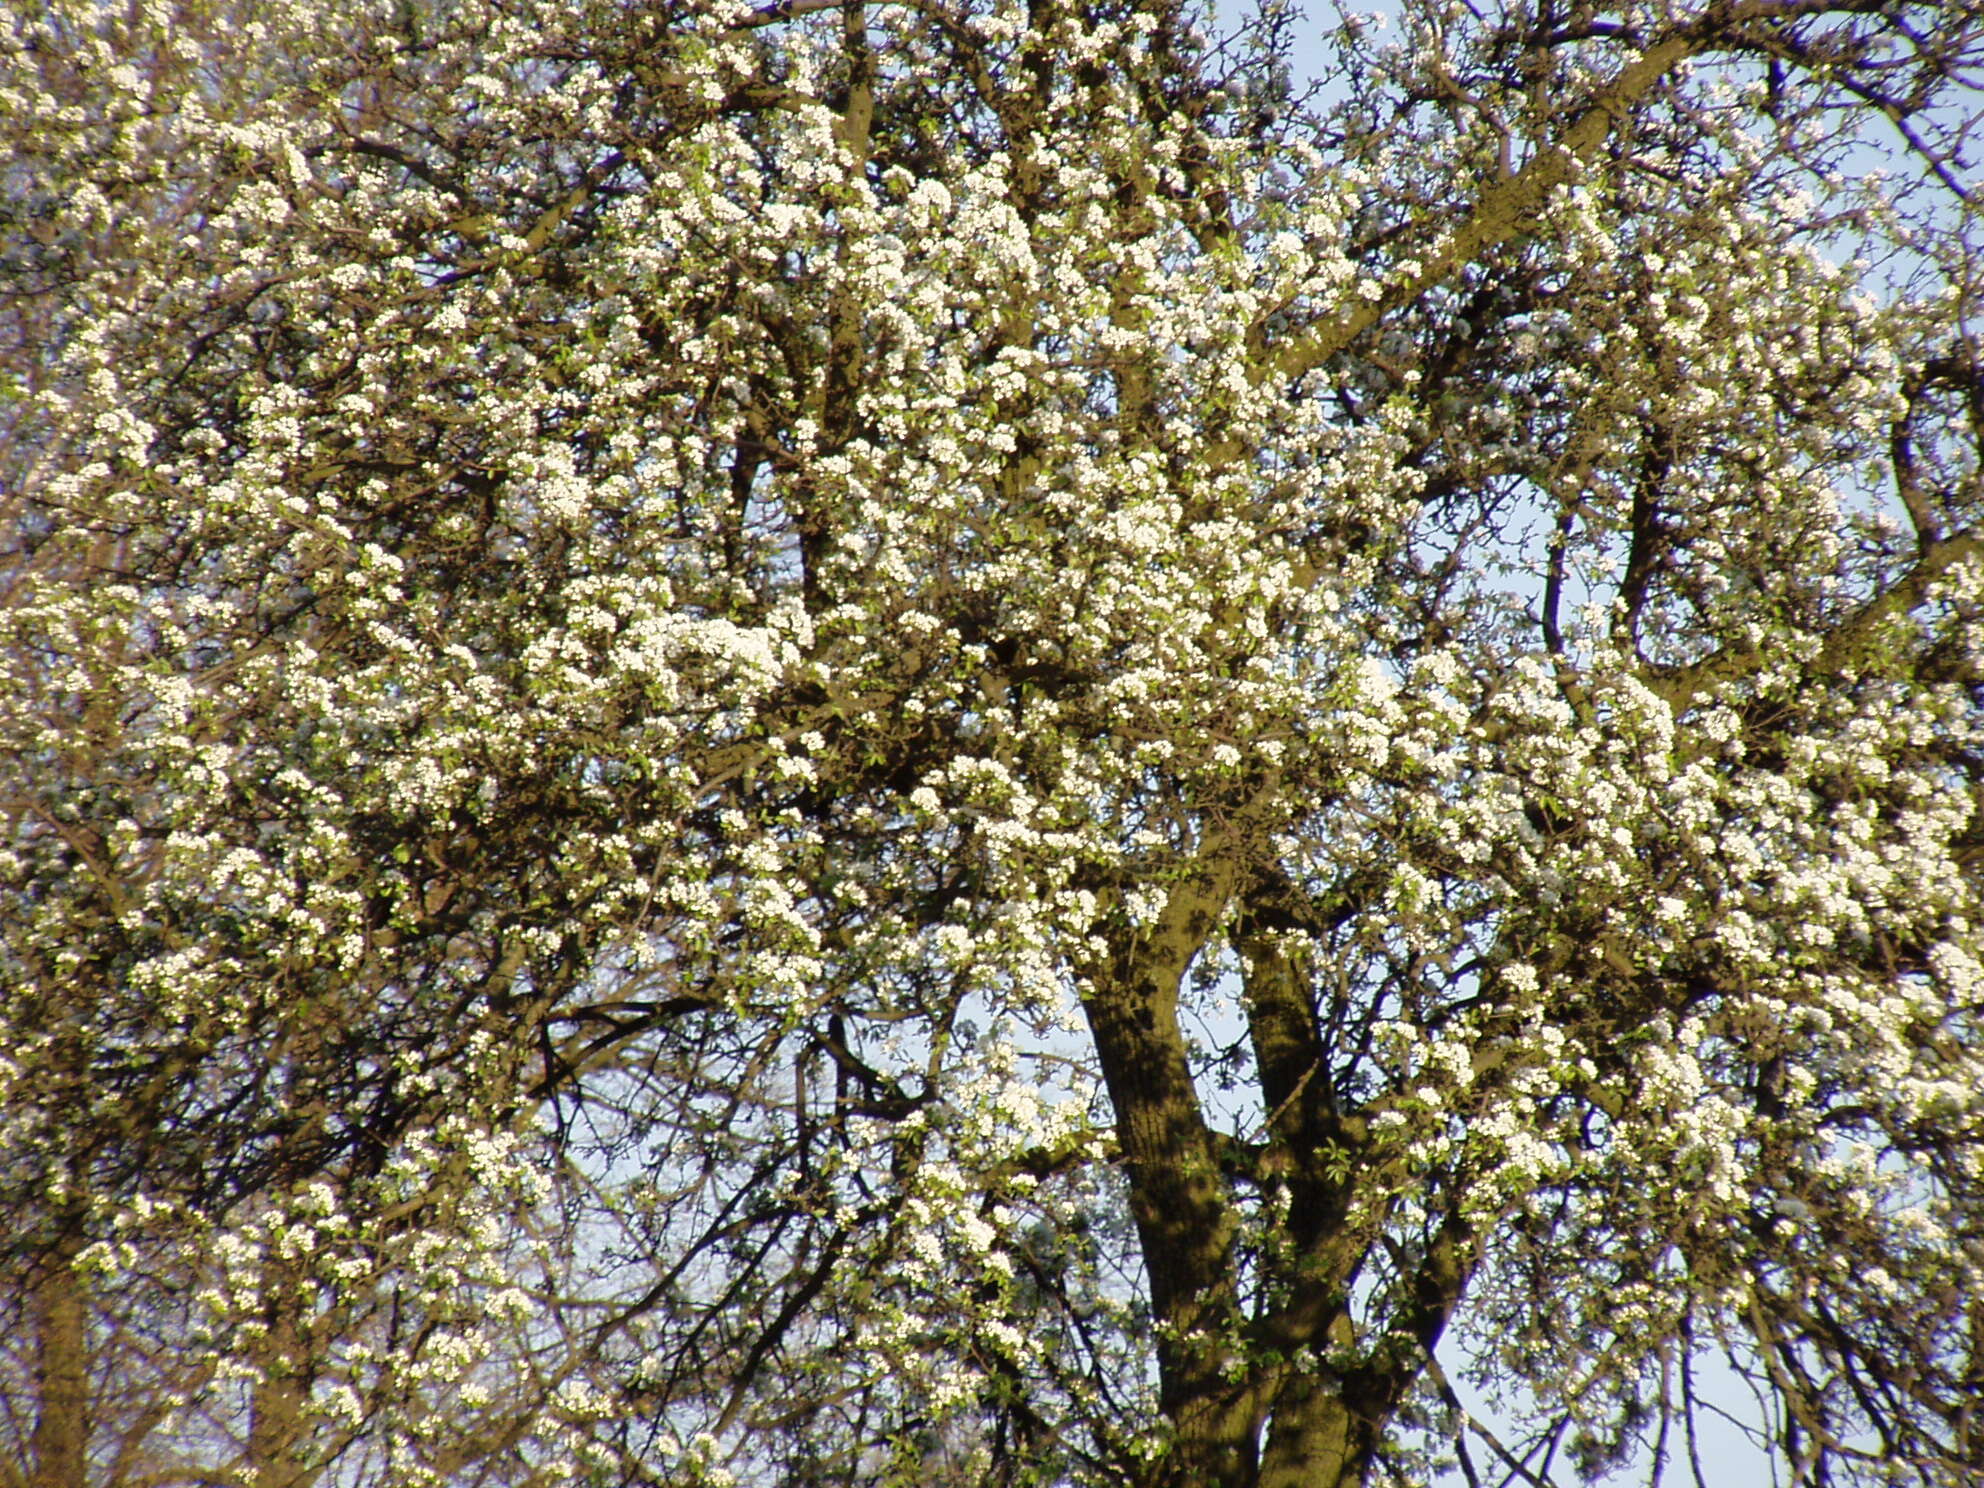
[3,0,1982,1483]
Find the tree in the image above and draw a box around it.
[3,0,1983,1482]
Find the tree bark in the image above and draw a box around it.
[1239,929,1380,1488]
[29,1232,88,1488]
[248,1304,308,1488]
[1255,1371,1371,1488]
[1082,869,1259,1487]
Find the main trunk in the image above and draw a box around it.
[1080,873,1389,1488]
[29,1233,88,1488]
[248,1296,308,1488]
[1256,1374,1378,1488]
[1082,873,1256,1486]
[1082,878,1468,1487]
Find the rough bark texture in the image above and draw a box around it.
[249,1296,309,1488]
[1082,870,1257,1487]
[1240,930,1374,1488]
[29,1234,87,1488]
[1255,1370,1369,1488]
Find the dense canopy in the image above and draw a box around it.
[3,0,1983,1484]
